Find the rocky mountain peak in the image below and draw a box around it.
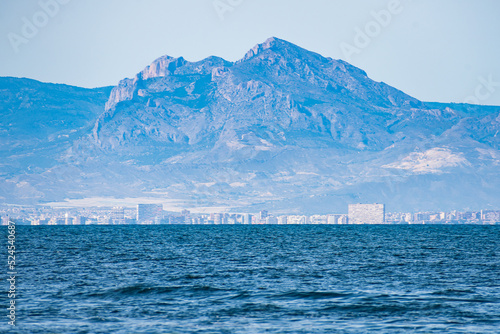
[240,36,319,63]
[104,54,234,111]
[139,55,187,80]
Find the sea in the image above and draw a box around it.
[1,225,499,333]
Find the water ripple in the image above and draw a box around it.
[1,225,499,333]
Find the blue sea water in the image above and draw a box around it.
[1,225,500,333]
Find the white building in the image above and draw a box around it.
[137,204,163,224]
[348,204,385,224]
[327,214,348,224]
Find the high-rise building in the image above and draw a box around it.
[64,212,73,225]
[75,216,86,225]
[327,214,347,224]
[481,210,500,223]
[310,215,328,224]
[1,216,9,225]
[243,213,252,225]
[137,204,163,223]
[265,216,278,224]
[338,215,348,224]
[277,216,287,225]
[348,204,385,224]
[112,207,125,224]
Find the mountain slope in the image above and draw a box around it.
[0,77,111,176]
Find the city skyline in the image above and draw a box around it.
[2,203,499,226]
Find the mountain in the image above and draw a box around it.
[0,77,111,173]
[0,78,112,202]
[1,37,499,213]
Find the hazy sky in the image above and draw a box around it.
[1,0,499,105]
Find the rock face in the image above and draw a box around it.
[1,37,499,213]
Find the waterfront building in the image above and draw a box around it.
[277,216,287,225]
[243,213,252,225]
[481,210,500,223]
[348,204,385,224]
[112,207,125,224]
[327,214,348,224]
[310,215,328,224]
[137,204,163,224]
[338,215,348,224]
[266,216,278,224]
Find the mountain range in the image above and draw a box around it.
[1,37,499,214]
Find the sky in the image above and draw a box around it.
[0,0,499,105]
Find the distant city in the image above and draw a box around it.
[1,203,499,226]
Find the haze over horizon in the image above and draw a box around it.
[0,0,500,105]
